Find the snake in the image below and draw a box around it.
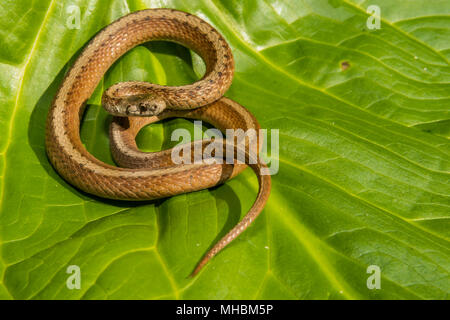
[45,8,271,276]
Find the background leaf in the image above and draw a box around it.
[0,0,449,299]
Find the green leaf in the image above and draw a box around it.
[0,0,449,299]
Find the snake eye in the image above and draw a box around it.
[136,102,160,115]
[139,104,147,114]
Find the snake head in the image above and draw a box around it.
[103,89,167,117]
[123,95,166,116]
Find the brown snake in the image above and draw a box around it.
[45,8,271,276]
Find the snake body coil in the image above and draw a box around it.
[46,9,271,276]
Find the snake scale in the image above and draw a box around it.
[45,8,271,276]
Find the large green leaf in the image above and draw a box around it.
[0,0,449,299]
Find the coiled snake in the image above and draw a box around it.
[45,8,271,276]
